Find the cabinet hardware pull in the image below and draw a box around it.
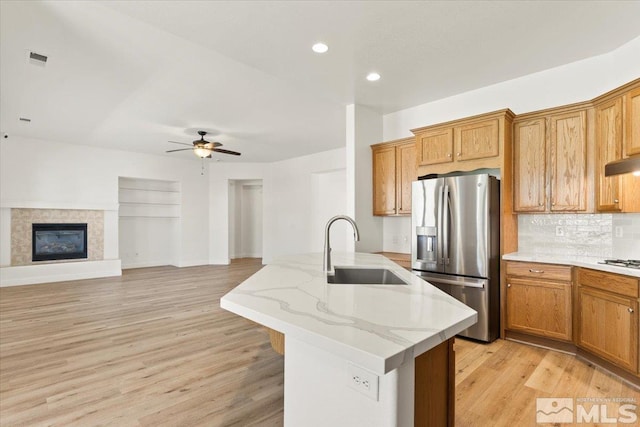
[552,202,556,206]
[529,269,544,273]
[614,199,619,203]
[629,308,635,313]
[456,152,461,157]
[538,203,543,206]
[507,283,511,288]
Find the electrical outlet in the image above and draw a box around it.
[347,363,379,401]
[615,226,623,238]
[555,226,564,237]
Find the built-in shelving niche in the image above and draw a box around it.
[118,177,181,269]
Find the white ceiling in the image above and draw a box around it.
[1,1,639,163]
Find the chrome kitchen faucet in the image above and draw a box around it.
[323,215,360,273]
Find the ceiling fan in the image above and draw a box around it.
[166,131,241,158]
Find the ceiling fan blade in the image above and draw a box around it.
[212,148,241,156]
[166,148,194,153]
[168,141,194,146]
[204,142,222,148]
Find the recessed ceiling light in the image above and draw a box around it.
[366,72,381,82]
[312,43,329,54]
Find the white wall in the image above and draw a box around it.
[208,149,347,265]
[119,217,179,268]
[310,169,349,253]
[384,36,640,140]
[0,136,210,268]
[264,148,347,263]
[347,105,384,253]
[381,35,640,253]
[241,184,263,258]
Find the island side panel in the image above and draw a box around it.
[414,338,455,427]
[283,336,415,427]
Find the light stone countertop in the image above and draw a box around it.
[220,252,477,375]
[503,252,640,278]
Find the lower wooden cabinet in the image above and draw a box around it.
[505,262,572,341]
[576,268,639,374]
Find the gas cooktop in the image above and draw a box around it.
[599,259,640,269]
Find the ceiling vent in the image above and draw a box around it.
[28,51,47,67]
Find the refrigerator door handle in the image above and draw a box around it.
[437,183,445,265]
[415,272,486,289]
[442,184,450,265]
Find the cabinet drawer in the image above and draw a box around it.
[506,262,572,281]
[578,268,639,298]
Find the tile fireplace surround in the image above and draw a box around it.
[10,208,104,266]
[0,204,121,287]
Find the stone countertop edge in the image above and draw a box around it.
[220,252,477,375]
[503,252,640,278]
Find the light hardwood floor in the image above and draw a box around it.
[1,260,638,426]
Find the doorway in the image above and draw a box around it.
[229,180,263,260]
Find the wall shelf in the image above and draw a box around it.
[119,215,180,219]
[118,187,181,193]
[118,177,181,269]
[119,202,180,206]
[118,177,181,218]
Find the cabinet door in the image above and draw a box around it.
[397,142,416,215]
[506,278,572,341]
[577,286,638,372]
[549,110,587,211]
[596,98,623,212]
[372,145,397,215]
[625,87,640,156]
[455,118,499,161]
[416,129,453,166]
[513,119,546,212]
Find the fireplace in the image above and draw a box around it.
[32,223,88,262]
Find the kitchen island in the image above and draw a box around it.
[220,252,477,426]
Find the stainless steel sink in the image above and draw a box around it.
[326,267,408,285]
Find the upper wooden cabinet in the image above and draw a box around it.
[371,138,416,216]
[415,128,453,166]
[513,118,546,211]
[411,110,514,175]
[594,80,640,213]
[626,86,640,156]
[513,107,589,213]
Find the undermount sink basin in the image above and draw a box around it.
[327,267,408,285]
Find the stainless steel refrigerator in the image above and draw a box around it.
[411,174,500,342]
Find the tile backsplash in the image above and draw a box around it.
[518,213,640,259]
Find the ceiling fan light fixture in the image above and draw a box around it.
[194,147,212,158]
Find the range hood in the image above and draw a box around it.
[604,156,640,176]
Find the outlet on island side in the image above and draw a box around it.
[555,226,564,237]
[347,362,379,401]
